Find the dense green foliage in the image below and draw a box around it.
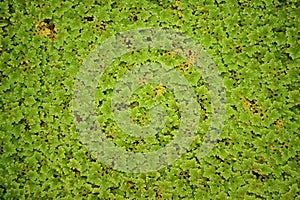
[0,0,299,199]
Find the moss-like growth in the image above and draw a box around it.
[0,0,299,199]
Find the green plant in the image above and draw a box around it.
[0,0,299,199]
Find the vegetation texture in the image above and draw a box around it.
[0,0,299,199]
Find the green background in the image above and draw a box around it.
[0,0,299,199]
